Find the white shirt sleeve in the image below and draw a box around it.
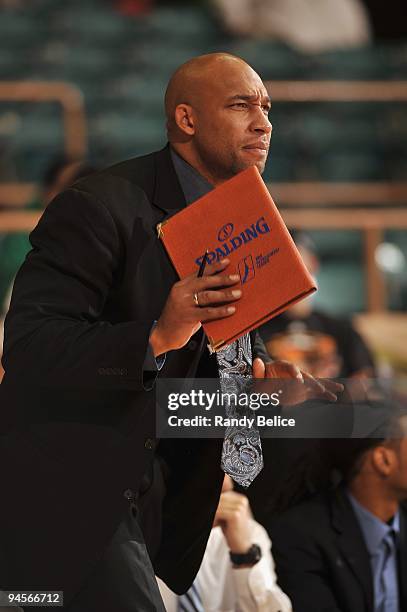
[156,521,292,612]
[197,523,292,612]
[230,521,292,612]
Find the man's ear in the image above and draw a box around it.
[174,104,195,136]
[372,445,396,477]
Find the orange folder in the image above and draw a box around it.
[157,166,317,352]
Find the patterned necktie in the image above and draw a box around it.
[216,334,263,488]
[178,581,204,612]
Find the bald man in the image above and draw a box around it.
[0,54,338,611]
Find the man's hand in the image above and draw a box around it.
[213,489,253,554]
[253,358,344,404]
[150,258,242,356]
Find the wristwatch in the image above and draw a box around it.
[230,543,262,567]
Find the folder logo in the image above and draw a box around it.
[218,223,234,242]
[238,255,255,284]
[195,217,271,268]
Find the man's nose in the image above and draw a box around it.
[258,121,272,136]
[251,110,272,135]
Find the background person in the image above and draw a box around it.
[157,475,292,612]
[259,231,376,380]
[212,0,371,52]
[246,230,375,523]
[267,406,407,612]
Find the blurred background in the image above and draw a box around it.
[0,0,406,386]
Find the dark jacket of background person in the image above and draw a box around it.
[268,486,407,612]
[0,145,267,608]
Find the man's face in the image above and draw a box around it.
[190,62,272,183]
[389,420,407,498]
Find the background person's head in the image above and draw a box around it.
[42,157,97,207]
[326,407,407,513]
[264,404,407,517]
[165,53,272,186]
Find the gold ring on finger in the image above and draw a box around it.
[193,292,200,307]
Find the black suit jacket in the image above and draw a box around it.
[0,146,266,606]
[267,486,407,612]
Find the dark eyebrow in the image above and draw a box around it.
[227,94,272,107]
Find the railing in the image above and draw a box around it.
[0,81,87,207]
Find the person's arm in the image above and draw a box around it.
[2,187,242,391]
[230,521,292,612]
[213,490,292,612]
[2,188,158,390]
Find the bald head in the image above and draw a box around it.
[164,52,272,185]
[165,53,256,133]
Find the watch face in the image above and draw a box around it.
[249,544,262,563]
[230,543,262,566]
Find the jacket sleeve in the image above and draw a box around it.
[2,187,156,391]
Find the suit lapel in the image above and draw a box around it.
[331,487,374,611]
[150,145,187,290]
[128,145,186,320]
[152,144,187,215]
